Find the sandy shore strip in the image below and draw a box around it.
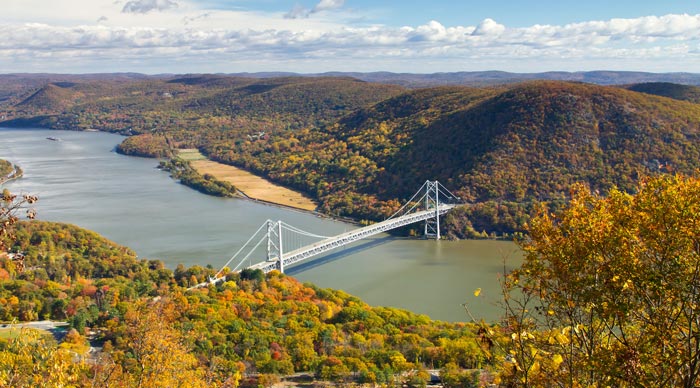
[178,149,318,211]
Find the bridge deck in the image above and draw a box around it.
[248,204,457,273]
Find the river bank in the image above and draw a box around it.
[0,160,22,185]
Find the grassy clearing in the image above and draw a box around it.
[177,149,208,161]
[0,327,42,340]
[177,150,317,211]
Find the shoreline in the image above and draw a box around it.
[0,166,23,186]
[171,149,360,225]
[182,150,317,210]
[241,194,360,225]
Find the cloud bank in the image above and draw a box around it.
[1,8,699,73]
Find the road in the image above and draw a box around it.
[1,320,69,330]
[0,320,70,340]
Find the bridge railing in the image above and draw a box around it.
[248,204,457,273]
[195,181,463,285]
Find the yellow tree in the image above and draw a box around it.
[501,175,700,387]
[0,328,87,387]
[94,299,212,388]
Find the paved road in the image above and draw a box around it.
[0,320,69,332]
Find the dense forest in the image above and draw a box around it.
[3,76,700,237]
[4,72,700,386]
[3,174,700,387]
[623,82,700,104]
[0,220,494,387]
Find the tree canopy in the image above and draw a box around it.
[499,174,700,387]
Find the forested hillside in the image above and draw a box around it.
[624,82,700,104]
[0,220,492,386]
[203,81,700,236]
[1,75,404,138]
[4,76,700,237]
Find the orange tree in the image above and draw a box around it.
[500,175,700,387]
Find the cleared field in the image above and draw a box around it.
[179,150,317,211]
[177,149,208,161]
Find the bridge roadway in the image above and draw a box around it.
[247,203,458,273]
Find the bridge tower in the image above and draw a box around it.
[266,220,284,273]
[424,180,441,240]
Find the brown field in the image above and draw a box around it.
[179,150,317,211]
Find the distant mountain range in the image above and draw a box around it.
[2,70,700,90]
[278,71,700,88]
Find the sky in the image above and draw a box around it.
[2,0,700,74]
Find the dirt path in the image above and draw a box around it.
[179,150,317,211]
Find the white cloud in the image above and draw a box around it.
[472,18,505,36]
[122,0,178,14]
[285,0,346,19]
[313,0,345,13]
[1,5,700,73]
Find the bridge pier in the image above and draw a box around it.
[227,181,460,277]
[278,221,284,273]
[424,180,441,240]
[266,220,285,273]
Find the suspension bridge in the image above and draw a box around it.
[190,181,461,289]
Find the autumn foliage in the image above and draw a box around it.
[0,219,493,386]
[6,78,700,237]
[499,174,700,387]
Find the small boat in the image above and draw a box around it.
[46,137,61,141]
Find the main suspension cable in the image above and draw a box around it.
[386,181,429,220]
[214,220,270,278]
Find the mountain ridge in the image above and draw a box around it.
[3,76,700,237]
[3,70,700,90]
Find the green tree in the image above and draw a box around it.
[501,175,700,387]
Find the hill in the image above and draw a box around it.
[203,81,700,237]
[16,83,85,111]
[1,70,700,100]
[4,76,700,237]
[0,73,159,110]
[0,220,491,386]
[1,75,405,139]
[311,70,700,88]
[624,82,700,104]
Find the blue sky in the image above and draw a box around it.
[2,0,700,74]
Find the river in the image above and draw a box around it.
[0,128,522,322]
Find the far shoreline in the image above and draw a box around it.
[180,149,318,211]
[178,151,364,225]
